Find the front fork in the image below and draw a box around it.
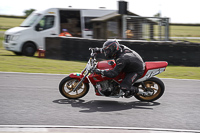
[72,71,90,92]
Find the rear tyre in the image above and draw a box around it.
[22,42,37,56]
[59,76,89,99]
[134,77,165,102]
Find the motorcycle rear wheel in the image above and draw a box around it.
[59,76,89,99]
[134,77,165,102]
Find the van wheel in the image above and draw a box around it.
[22,42,37,56]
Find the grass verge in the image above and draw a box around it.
[0,17,24,30]
[0,48,86,74]
[0,48,199,80]
[158,66,200,80]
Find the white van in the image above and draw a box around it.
[3,8,115,56]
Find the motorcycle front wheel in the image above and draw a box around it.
[59,76,89,99]
[134,77,165,102]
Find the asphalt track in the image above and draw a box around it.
[0,72,200,133]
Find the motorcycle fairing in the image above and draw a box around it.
[88,72,125,85]
[69,61,167,90]
[88,59,125,85]
[136,61,168,83]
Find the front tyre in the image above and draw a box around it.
[59,76,89,99]
[134,77,165,102]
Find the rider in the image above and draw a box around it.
[94,39,145,98]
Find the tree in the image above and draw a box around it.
[24,9,36,17]
[154,12,161,17]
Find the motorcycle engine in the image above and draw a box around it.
[96,80,120,96]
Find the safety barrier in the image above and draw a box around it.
[45,37,200,66]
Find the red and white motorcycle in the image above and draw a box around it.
[59,48,168,102]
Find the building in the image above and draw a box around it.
[91,11,163,40]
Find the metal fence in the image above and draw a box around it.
[122,15,170,41]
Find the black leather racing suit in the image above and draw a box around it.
[102,45,145,91]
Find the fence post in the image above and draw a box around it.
[159,19,162,41]
[122,15,127,39]
[165,18,169,41]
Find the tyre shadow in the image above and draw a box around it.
[53,99,160,113]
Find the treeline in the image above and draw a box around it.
[0,15,26,19]
[1,14,200,26]
[170,23,200,26]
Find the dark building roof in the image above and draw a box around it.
[91,11,140,22]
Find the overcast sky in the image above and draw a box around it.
[0,0,200,23]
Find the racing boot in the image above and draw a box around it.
[124,90,132,98]
[124,86,139,98]
[130,86,139,95]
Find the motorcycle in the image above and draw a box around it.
[59,48,168,102]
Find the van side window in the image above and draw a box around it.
[35,15,55,31]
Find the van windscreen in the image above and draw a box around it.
[20,13,41,27]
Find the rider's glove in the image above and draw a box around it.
[94,69,105,75]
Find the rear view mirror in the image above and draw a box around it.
[35,24,43,31]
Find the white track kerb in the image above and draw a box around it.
[0,125,200,133]
[0,71,199,81]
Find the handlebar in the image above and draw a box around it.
[89,47,103,53]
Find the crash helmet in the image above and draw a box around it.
[102,39,120,59]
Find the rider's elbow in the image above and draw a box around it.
[104,71,118,78]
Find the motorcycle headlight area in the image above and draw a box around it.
[72,73,81,76]
[86,61,92,70]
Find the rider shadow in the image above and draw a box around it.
[53,99,160,113]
